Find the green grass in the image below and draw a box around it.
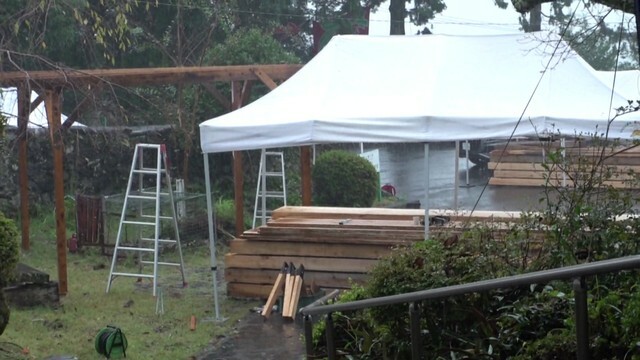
[2,211,257,359]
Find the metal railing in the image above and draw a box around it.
[301,255,640,360]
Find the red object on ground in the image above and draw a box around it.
[68,233,78,253]
[381,184,396,196]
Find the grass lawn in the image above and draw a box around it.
[1,212,257,359]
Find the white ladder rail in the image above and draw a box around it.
[106,144,186,297]
[252,149,287,228]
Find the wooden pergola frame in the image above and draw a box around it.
[0,64,311,295]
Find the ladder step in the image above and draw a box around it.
[140,261,182,267]
[139,215,174,220]
[141,237,177,244]
[122,220,156,226]
[115,246,156,252]
[138,191,170,196]
[264,172,284,176]
[259,191,285,198]
[128,195,157,200]
[111,272,155,279]
[132,169,166,174]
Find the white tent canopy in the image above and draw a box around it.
[594,70,640,101]
[1,87,85,128]
[198,32,640,319]
[200,32,640,153]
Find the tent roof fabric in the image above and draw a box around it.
[594,70,640,101]
[200,32,640,154]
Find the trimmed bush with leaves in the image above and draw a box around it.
[0,212,19,336]
[312,150,378,207]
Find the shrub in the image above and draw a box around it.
[0,212,19,336]
[312,150,378,207]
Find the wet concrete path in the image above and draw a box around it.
[196,312,305,360]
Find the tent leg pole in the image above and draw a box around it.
[454,141,459,211]
[424,143,430,240]
[203,153,221,320]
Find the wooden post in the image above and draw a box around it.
[301,146,312,206]
[231,81,244,237]
[233,150,244,237]
[45,88,68,296]
[17,85,30,250]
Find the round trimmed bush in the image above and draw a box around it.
[312,150,378,207]
[0,212,19,336]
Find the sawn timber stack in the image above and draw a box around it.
[224,206,524,298]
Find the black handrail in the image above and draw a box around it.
[301,254,640,360]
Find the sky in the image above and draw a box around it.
[368,0,633,36]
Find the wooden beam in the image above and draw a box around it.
[301,146,312,205]
[0,64,303,88]
[233,151,244,237]
[17,86,30,251]
[250,68,278,90]
[44,88,68,296]
[231,81,245,237]
[240,80,254,106]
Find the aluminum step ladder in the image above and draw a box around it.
[253,150,287,228]
[106,143,186,296]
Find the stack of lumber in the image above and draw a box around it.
[488,141,640,188]
[224,206,524,298]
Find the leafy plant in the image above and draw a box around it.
[312,150,378,207]
[0,212,19,336]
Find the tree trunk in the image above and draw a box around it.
[0,288,9,336]
[389,0,406,35]
[529,4,541,32]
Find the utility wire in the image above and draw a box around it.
[468,3,581,216]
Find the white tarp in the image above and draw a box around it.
[1,87,85,128]
[200,32,640,153]
[594,70,640,101]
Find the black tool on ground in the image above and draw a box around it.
[95,325,128,359]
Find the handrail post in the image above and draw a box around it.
[326,312,337,360]
[573,277,590,360]
[304,314,314,357]
[410,302,422,360]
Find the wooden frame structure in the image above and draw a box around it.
[0,64,310,295]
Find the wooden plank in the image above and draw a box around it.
[261,263,287,318]
[225,268,368,288]
[240,232,420,246]
[490,154,640,166]
[270,206,524,222]
[227,283,273,299]
[488,162,546,171]
[488,177,634,188]
[489,162,640,173]
[257,226,425,241]
[268,217,423,230]
[271,206,425,220]
[493,169,639,181]
[225,254,378,273]
[250,68,278,90]
[229,239,393,259]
